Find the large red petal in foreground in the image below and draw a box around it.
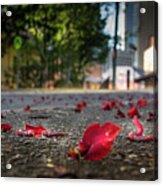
[76,122,121,160]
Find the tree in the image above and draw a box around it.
[1,3,110,88]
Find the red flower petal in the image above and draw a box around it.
[132,115,143,136]
[115,109,126,118]
[109,100,116,109]
[79,122,121,160]
[101,100,110,111]
[23,105,32,112]
[25,124,47,137]
[1,123,12,132]
[146,112,155,121]
[74,101,87,112]
[127,134,156,141]
[127,116,156,141]
[127,106,140,118]
[137,98,149,107]
[117,101,125,107]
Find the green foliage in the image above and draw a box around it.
[1,3,110,88]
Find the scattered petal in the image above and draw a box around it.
[1,123,12,132]
[109,100,116,109]
[127,115,156,141]
[132,115,144,136]
[101,100,110,111]
[25,124,47,137]
[74,101,87,112]
[128,135,157,141]
[146,112,156,121]
[115,109,126,118]
[127,106,140,118]
[117,100,125,107]
[23,105,32,112]
[137,98,149,107]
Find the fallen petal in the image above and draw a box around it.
[23,105,32,112]
[115,109,126,118]
[128,135,157,141]
[127,106,140,118]
[16,130,24,136]
[25,124,47,137]
[137,98,149,107]
[1,123,12,132]
[132,115,144,136]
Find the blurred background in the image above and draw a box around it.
[1,1,157,91]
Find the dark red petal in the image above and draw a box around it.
[23,105,32,112]
[137,98,149,107]
[76,101,87,108]
[101,100,110,111]
[101,103,110,111]
[1,123,12,132]
[109,101,116,109]
[127,106,140,118]
[117,101,125,107]
[115,109,126,118]
[146,112,155,121]
[74,107,82,112]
